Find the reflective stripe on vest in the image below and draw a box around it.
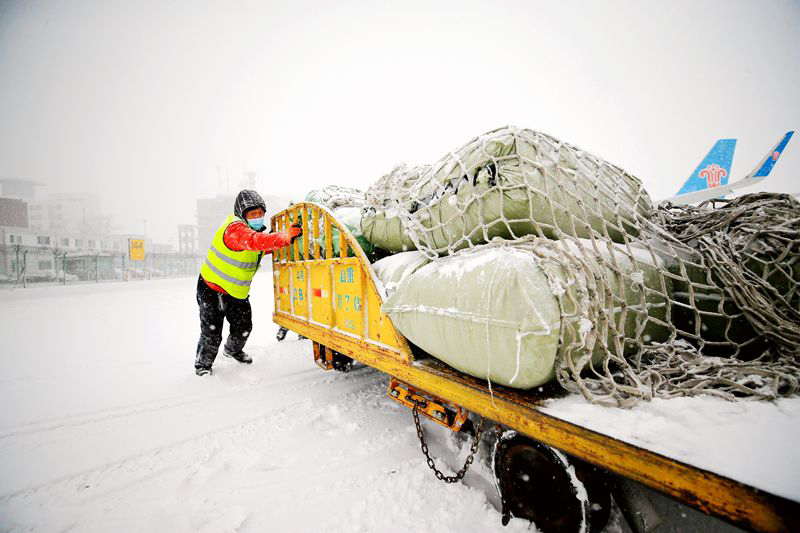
[208,244,260,269]
[200,214,262,299]
[202,258,252,287]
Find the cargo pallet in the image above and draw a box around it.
[272,202,799,533]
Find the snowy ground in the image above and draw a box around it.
[1,271,796,532]
[0,273,535,533]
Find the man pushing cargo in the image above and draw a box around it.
[195,189,302,376]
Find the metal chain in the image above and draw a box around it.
[412,404,485,483]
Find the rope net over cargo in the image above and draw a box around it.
[364,127,800,406]
[305,185,365,210]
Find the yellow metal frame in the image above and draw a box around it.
[312,341,334,370]
[271,203,798,533]
[272,202,412,361]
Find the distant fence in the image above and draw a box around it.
[0,245,204,287]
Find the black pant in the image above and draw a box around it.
[195,276,253,370]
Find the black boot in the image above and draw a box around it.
[223,349,253,364]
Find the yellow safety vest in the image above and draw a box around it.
[200,214,263,299]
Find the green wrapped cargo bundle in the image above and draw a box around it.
[303,188,376,260]
[382,238,672,389]
[360,164,431,253]
[362,126,653,255]
[371,251,431,295]
[327,206,376,260]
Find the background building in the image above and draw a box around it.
[27,201,49,231]
[0,179,113,234]
[0,198,29,228]
[178,224,197,255]
[46,193,104,234]
[0,178,42,202]
[196,195,235,250]
[0,180,203,284]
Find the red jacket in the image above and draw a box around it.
[204,221,290,294]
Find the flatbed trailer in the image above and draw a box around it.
[271,202,799,533]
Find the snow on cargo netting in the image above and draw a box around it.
[361,126,653,254]
[366,126,800,407]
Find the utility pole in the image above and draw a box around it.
[62,252,68,285]
[52,247,61,283]
[13,244,20,283]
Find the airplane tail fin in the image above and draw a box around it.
[662,132,794,205]
[749,131,793,178]
[676,139,736,195]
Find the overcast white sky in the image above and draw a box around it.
[0,0,798,243]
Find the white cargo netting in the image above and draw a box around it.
[364,126,800,406]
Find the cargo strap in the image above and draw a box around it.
[412,404,485,484]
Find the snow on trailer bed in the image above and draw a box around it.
[542,394,800,504]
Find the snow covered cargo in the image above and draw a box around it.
[361,126,653,255]
[270,202,798,533]
[383,240,670,389]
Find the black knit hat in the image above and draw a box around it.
[234,189,266,219]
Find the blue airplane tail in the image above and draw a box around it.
[753,131,794,177]
[663,132,792,205]
[676,139,737,195]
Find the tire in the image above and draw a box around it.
[331,351,353,372]
[493,433,610,533]
[276,327,288,342]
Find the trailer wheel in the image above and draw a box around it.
[330,351,353,372]
[494,434,609,533]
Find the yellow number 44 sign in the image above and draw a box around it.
[129,239,145,261]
